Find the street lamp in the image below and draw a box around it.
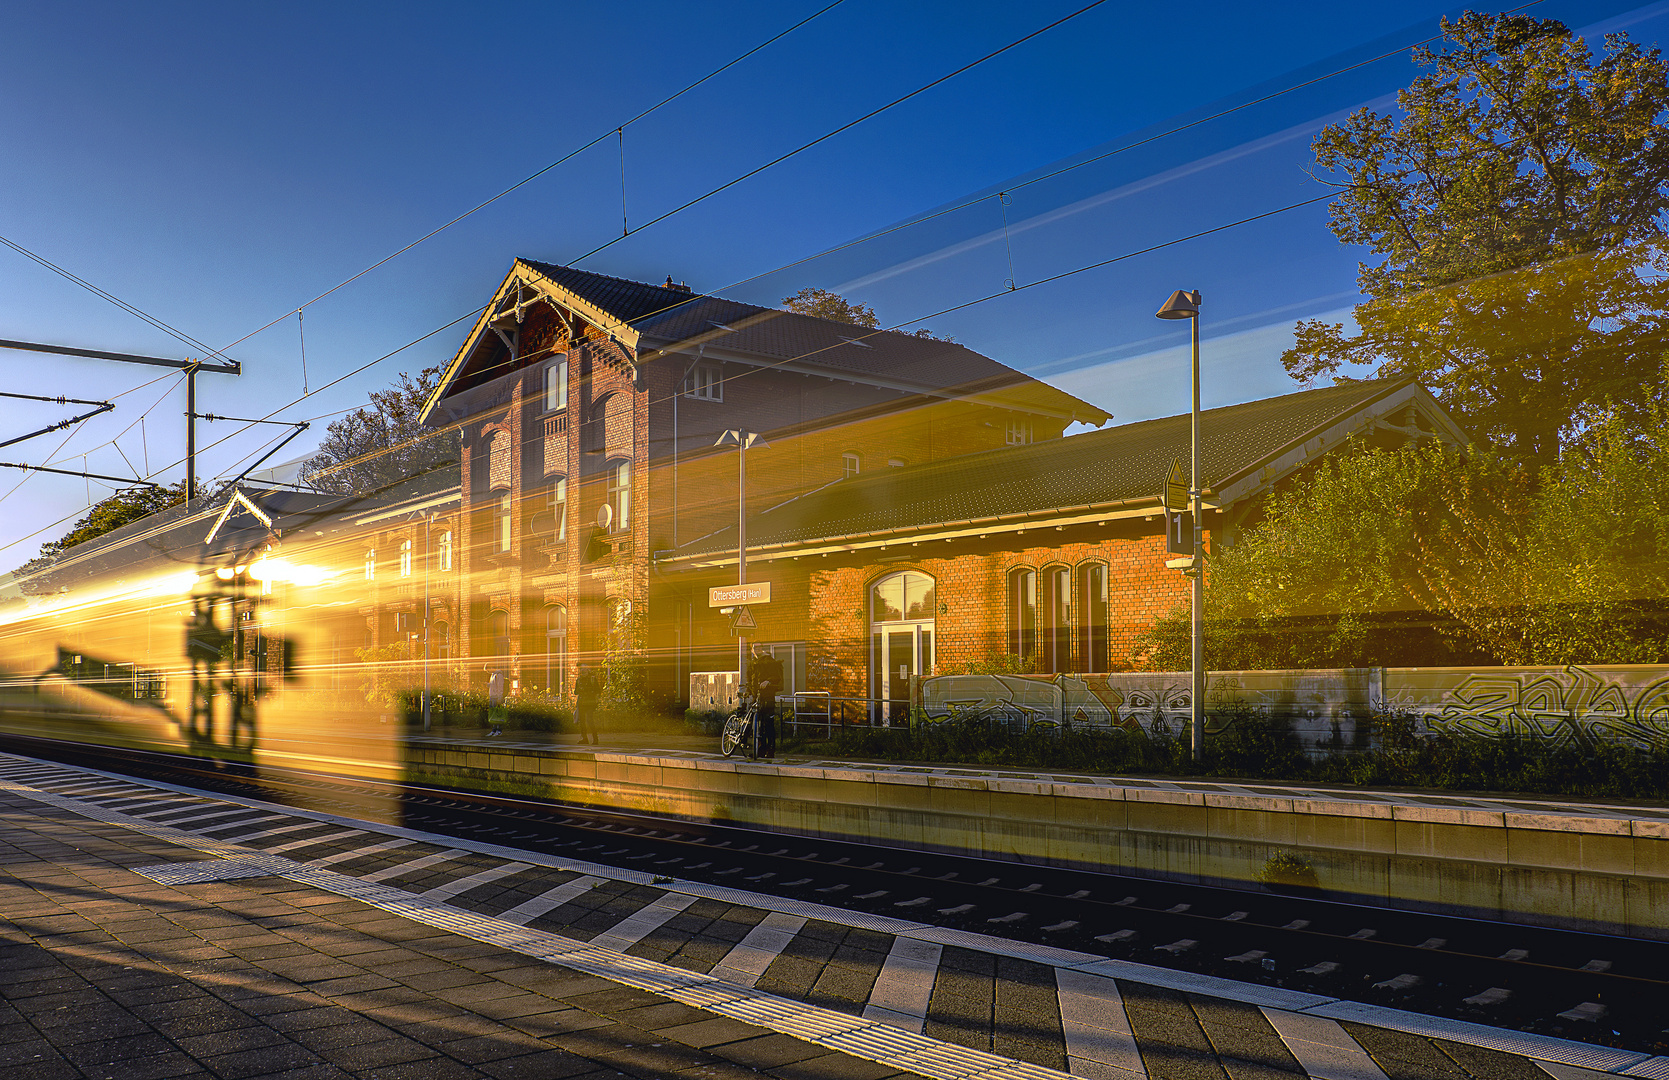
[1155,288,1204,762]
[715,429,767,693]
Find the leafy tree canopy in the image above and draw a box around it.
[300,366,459,496]
[1142,369,1669,669]
[1283,12,1669,466]
[782,287,952,341]
[12,481,188,579]
[783,287,879,327]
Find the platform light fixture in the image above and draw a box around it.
[1155,288,1204,761]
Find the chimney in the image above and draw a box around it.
[664,276,693,293]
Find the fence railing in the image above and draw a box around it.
[780,692,915,739]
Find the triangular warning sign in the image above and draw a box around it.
[730,605,757,630]
[1163,459,1188,512]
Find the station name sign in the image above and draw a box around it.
[708,582,770,607]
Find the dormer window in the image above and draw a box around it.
[842,452,860,478]
[544,354,568,412]
[682,364,722,402]
[1006,418,1034,445]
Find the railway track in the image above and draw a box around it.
[5,731,1665,1055]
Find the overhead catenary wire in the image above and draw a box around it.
[212,0,850,359]
[559,0,1550,343]
[0,235,240,368]
[567,0,1113,267]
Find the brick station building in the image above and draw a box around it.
[377,259,1467,715]
[659,375,1467,719]
[409,259,1110,703]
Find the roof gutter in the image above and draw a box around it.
[654,490,1221,570]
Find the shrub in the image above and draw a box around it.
[1258,851,1319,891]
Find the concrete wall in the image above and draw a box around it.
[399,742,1669,940]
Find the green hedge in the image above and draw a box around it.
[785,708,1669,799]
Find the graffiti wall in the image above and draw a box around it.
[1385,666,1669,751]
[919,664,1669,752]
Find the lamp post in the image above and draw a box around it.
[423,511,435,732]
[715,429,766,692]
[1155,289,1204,761]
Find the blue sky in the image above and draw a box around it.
[1,0,1663,561]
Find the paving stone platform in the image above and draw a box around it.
[2,751,1665,1080]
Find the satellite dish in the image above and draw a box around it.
[596,504,614,531]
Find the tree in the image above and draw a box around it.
[1140,372,1669,671]
[12,482,188,581]
[1139,442,1518,670]
[783,288,879,328]
[1283,13,1669,467]
[1515,372,1669,662]
[782,287,953,341]
[300,365,459,496]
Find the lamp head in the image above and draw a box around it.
[1155,289,1201,320]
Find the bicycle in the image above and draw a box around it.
[720,696,762,759]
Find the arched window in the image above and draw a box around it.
[1078,562,1110,674]
[606,459,630,532]
[494,493,512,552]
[548,478,567,542]
[488,610,509,656]
[1042,565,1070,673]
[544,606,567,695]
[543,354,568,412]
[438,530,453,571]
[399,539,412,578]
[433,620,450,661]
[870,571,935,724]
[364,549,376,582]
[1007,567,1037,663]
[842,452,860,478]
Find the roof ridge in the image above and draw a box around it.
[829,377,1406,490]
[521,258,986,350]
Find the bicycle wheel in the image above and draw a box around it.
[720,711,747,758]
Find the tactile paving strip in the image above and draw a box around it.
[134,855,304,884]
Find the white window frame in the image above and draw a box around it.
[548,477,567,542]
[842,452,861,478]
[363,549,376,581]
[399,539,412,578]
[544,354,568,412]
[438,530,452,571]
[606,459,631,532]
[682,364,722,401]
[495,494,512,553]
[1006,418,1034,446]
[888,458,905,468]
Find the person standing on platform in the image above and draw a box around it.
[748,644,783,759]
[574,663,600,746]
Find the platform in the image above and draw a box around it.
[3,749,1664,1080]
[397,731,1669,941]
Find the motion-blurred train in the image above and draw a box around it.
[0,479,493,782]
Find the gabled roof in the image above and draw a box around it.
[665,378,1466,563]
[420,259,1109,425]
